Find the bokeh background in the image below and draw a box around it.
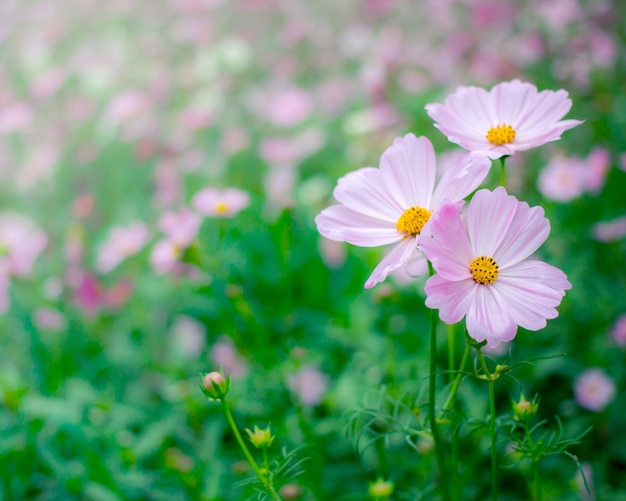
[1,0,626,499]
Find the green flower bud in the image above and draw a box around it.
[369,478,394,499]
[245,425,275,449]
[512,394,539,421]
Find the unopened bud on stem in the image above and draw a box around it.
[201,371,229,399]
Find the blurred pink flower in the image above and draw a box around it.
[158,208,201,248]
[592,216,626,242]
[96,221,150,273]
[72,273,102,317]
[192,187,250,218]
[574,368,616,412]
[425,80,582,159]
[150,238,183,275]
[170,315,205,357]
[103,90,147,125]
[0,213,47,277]
[31,69,65,100]
[178,107,214,131]
[315,133,490,288]
[220,127,250,154]
[211,336,248,378]
[33,307,67,331]
[259,86,313,127]
[318,238,347,270]
[537,155,586,202]
[539,148,611,202]
[153,162,182,208]
[0,102,33,134]
[583,147,610,194]
[288,366,329,407]
[610,315,626,346]
[421,187,571,348]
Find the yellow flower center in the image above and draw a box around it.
[215,202,228,213]
[469,256,500,285]
[396,206,432,236]
[486,124,516,145]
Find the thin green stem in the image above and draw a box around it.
[499,156,507,187]
[476,349,498,501]
[447,323,455,383]
[221,400,281,501]
[427,262,450,501]
[533,459,542,501]
[487,378,497,501]
[441,342,471,414]
[524,422,542,501]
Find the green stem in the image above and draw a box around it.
[447,323,455,383]
[499,157,507,187]
[476,350,498,501]
[533,460,542,501]
[221,399,281,501]
[427,263,451,501]
[441,342,471,414]
[524,422,542,501]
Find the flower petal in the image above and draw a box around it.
[495,260,571,330]
[420,203,473,281]
[315,205,400,247]
[431,152,492,209]
[365,237,417,288]
[333,167,402,221]
[467,187,517,257]
[493,200,550,267]
[379,134,436,209]
[465,285,518,348]
[425,274,476,324]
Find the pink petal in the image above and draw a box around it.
[425,274,476,324]
[379,134,437,209]
[466,285,518,348]
[493,80,538,125]
[419,203,473,281]
[494,200,550,267]
[431,152,492,209]
[315,205,400,247]
[333,167,402,222]
[467,187,517,257]
[495,261,571,331]
[365,237,417,288]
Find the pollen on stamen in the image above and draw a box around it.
[216,202,228,213]
[469,255,500,285]
[486,124,516,146]
[396,206,432,236]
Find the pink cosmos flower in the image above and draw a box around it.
[96,221,150,273]
[420,187,571,348]
[610,314,626,346]
[537,155,587,202]
[574,368,616,412]
[158,208,201,248]
[192,187,250,218]
[0,213,48,277]
[287,366,329,407]
[211,336,249,379]
[315,133,491,288]
[425,80,582,159]
[591,216,626,242]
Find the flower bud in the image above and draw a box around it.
[368,478,394,499]
[279,483,302,500]
[201,371,228,399]
[512,394,539,422]
[245,425,275,449]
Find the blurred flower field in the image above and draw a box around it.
[1,0,626,499]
